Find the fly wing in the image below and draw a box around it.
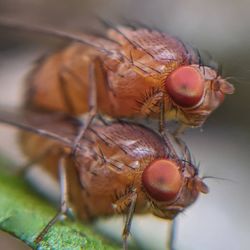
[0,18,120,58]
[0,18,198,70]
[0,107,79,146]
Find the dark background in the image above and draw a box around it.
[0,0,249,250]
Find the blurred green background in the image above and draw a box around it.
[0,0,249,250]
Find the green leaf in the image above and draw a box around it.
[0,158,120,250]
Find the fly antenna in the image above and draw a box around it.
[202,175,235,183]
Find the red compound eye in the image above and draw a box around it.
[165,66,205,108]
[142,159,182,202]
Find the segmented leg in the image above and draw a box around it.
[167,219,177,250]
[122,190,137,250]
[172,125,192,162]
[162,131,179,159]
[160,115,190,160]
[159,94,184,160]
[59,57,112,153]
[35,156,71,243]
[158,95,180,159]
[158,94,190,158]
[173,124,189,154]
[72,61,97,153]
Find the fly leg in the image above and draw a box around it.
[172,124,191,159]
[58,60,97,153]
[71,61,97,153]
[161,114,189,158]
[159,95,189,156]
[59,57,113,153]
[121,190,137,250]
[159,98,182,159]
[34,156,72,244]
[167,219,177,250]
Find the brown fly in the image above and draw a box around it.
[0,18,235,148]
[0,107,208,250]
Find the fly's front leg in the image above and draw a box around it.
[121,189,137,250]
[72,61,97,153]
[159,95,188,155]
[58,59,99,153]
[167,219,177,250]
[35,156,72,244]
[171,124,190,158]
[159,95,179,157]
[164,130,191,163]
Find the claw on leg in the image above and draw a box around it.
[34,156,71,244]
[122,190,137,250]
[72,107,96,154]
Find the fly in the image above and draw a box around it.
[0,107,208,249]
[0,18,235,148]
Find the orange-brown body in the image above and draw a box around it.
[19,122,167,220]
[26,33,189,118]
[26,26,234,127]
[12,112,206,221]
